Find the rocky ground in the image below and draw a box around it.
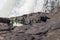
[0,7,60,40]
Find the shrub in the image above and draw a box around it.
[29,20,33,25]
[36,19,41,23]
[21,17,26,25]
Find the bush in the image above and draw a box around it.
[36,19,41,23]
[21,17,26,25]
[29,20,33,25]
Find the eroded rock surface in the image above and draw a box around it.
[0,7,60,40]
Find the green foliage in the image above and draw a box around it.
[29,20,33,25]
[36,19,41,23]
[21,17,26,25]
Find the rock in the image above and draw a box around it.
[42,29,60,40]
[3,32,33,40]
[0,7,60,40]
[0,36,4,40]
[16,12,49,25]
[0,23,9,29]
[25,23,49,34]
[13,25,31,33]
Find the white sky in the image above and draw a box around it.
[0,0,7,10]
[0,0,16,18]
[34,0,44,12]
[12,0,44,17]
[0,0,44,18]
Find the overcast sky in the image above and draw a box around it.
[0,0,6,10]
[0,0,44,18]
[12,0,44,16]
